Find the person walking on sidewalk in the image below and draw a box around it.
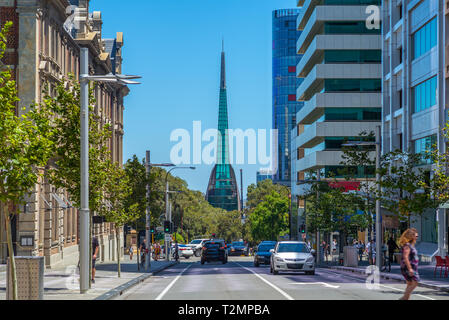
[129,246,134,260]
[387,237,399,265]
[92,236,99,284]
[366,239,376,265]
[399,228,420,300]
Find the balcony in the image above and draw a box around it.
[296,150,346,172]
[297,34,381,77]
[295,121,380,148]
[297,63,382,101]
[297,5,374,54]
[297,92,381,124]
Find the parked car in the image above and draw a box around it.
[270,241,315,275]
[187,239,210,257]
[254,241,277,267]
[228,241,248,256]
[201,240,228,264]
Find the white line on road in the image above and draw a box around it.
[234,263,294,300]
[155,263,193,301]
[378,284,435,300]
[289,282,340,289]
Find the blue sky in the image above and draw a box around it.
[90,0,297,196]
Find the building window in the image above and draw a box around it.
[413,76,437,113]
[398,89,403,109]
[323,107,381,121]
[324,21,381,34]
[324,50,381,63]
[324,79,382,92]
[414,135,437,165]
[412,17,437,60]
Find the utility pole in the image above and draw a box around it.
[240,169,244,213]
[145,151,151,271]
[165,180,170,261]
[375,125,382,271]
[79,48,90,294]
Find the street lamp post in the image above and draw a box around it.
[164,167,195,261]
[79,48,141,294]
[143,151,174,271]
[342,125,382,271]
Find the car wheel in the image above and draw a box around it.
[270,264,273,273]
[185,256,190,259]
[306,271,315,275]
[254,262,259,267]
[273,268,279,275]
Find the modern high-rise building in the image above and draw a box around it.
[382,0,447,256]
[206,47,241,212]
[272,9,304,187]
[291,0,382,234]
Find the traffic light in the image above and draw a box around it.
[150,226,155,234]
[164,220,171,233]
[300,224,306,234]
[173,224,178,233]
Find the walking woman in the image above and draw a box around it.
[399,228,420,300]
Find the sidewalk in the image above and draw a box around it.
[323,259,449,293]
[0,255,177,300]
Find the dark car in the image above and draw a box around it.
[254,241,277,267]
[228,241,248,256]
[201,240,228,264]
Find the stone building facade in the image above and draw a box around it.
[0,0,127,268]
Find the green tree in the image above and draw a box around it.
[378,150,438,225]
[42,75,112,214]
[0,22,54,300]
[101,162,140,277]
[246,179,290,210]
[249,192,289,242]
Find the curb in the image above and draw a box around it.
[94,261,178,300]
[328,265,449,293]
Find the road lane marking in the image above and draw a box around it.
[378,284,435,300]
[289,282,340,289]
[234,262,294,300]
[155,263,192,300]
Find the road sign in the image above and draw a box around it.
[156,226,164,232]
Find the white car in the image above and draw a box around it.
[270,241,316,275]
[187,239,210,257]
[172,244,194,259]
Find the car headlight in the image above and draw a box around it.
[275,257,284,262]
[306,257,315,263]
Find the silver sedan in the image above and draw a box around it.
[270,241,315,275]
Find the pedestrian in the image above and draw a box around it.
[399,228,420,300]
[92,236,99,284]
[307,240,312,251]
[129,246,134,260]
[366,239,376,265]
[387,237,399,265]
[332,239,337,257]
[321,241,328,262]
[155,242,161,261]
[358,241,365,262]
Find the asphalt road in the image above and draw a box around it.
[115,256,449,300]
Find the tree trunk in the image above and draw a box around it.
[2,202,18,300]
[116,227,121,278]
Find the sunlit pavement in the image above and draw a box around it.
[115,256,449,300]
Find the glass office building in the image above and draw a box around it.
[272,9,304,186]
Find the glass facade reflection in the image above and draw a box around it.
[273,9,304,186]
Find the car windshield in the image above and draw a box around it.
[277,243,309,253]
[258,245,275,252]
[190,240,202,244]
[232,242,244,246]
[205,243,220,249]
